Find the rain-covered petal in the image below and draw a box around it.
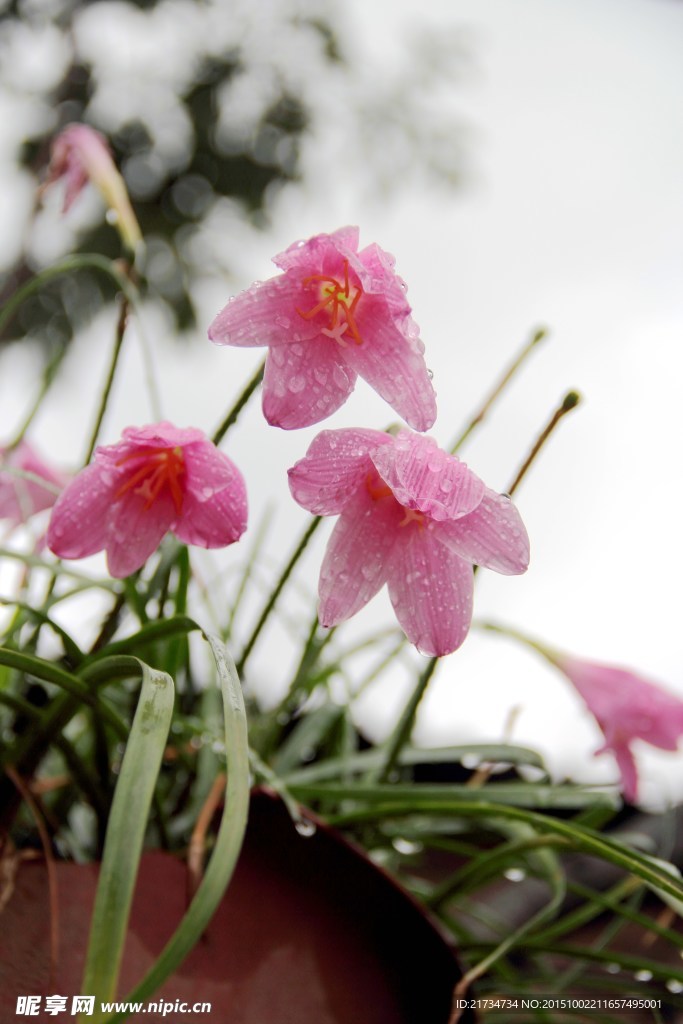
[435,489,530,574]
[262,338,356,429]
[47,462,114,558]
[386,528,474,657]
[209,227,436,430]
[288,428,391,515]
[173,441,247,547]
[371,431,484,521]
[318,486,403,627]
[273,226,360,274]
[208,275,320,349]
[105,489,176,578]
[341,294,436,432]
[47,421,247,577]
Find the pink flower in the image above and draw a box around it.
[0,440,67,525]
[288,428,529,656]
[554,655,683,803]
[45,124,141,251]
[47,422,247,578]
[208,227,437,431]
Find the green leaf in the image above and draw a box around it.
[282,742,547,785]
[104,635,250,1023]
[80,660,174,1022]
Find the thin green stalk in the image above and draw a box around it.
[83,295,130,464]
[450,326,548,453]
[506,390,581,497]
[325,799,683,906]
[6,342,68,449]
[236,516,321,675]
[429,834,571,909]
[211,359,265,446]
[374,655,439,783]
[0,254,135,336]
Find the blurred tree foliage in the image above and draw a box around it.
[0,0,469,348]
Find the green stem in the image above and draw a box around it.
[0,254,135,337]
[505,390,581,497]
[236,516,321,676]
[211,359,265,446]
[6,342,68,449]
[450,326,548,453]
[83,294,130,464]
[375,656,439,783]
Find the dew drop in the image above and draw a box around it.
[504,867,526,883]
[288,375,306,394]
[634,970,653,982]
[275,315,291,329]
[392,837,423,856]
[295,818,317,838]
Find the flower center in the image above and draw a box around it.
[115,446,185,515]
[296,259,363,345]
[365,472,425,529]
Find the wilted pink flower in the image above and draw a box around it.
[45,124,141,251]
[47,422,247,578]
[553,655,683,803]
[0,440,67,525]
[209,227,437,431]
[288,428,529,656]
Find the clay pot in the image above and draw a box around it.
[0,791,465,1023]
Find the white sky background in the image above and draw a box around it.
[1,0,683,808]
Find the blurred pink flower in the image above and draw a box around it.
[288,428,529,656]
[554,655,683,803]
[0,440,67,525]
[45,124,141,251]
[209,227,437,431]
[47,422,247,578]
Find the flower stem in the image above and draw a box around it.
[505,390,581,496]
[82,294,130,464]
[211,359,265,446]
[375,655,440,783]
[236,515,321,676]
[0,253,134,336]
[450,326,548,453]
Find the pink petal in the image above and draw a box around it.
[608,741,639,803]
[288,428,391,515]
[47,463,114,559]
[262,339,357,429]
[386,529,474,657]
[273,226,360,273]
[318,487,403,627]
[208,274,320,349]
[105,490,175,578]
[341,293,437,431]
[172,441,247,548]
[435,489,530,574]
[371,432,485,522]
[355,241,413,317]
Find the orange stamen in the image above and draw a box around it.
[115,446,185,515]
[296,259,364,345]
[365,472,393,502]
